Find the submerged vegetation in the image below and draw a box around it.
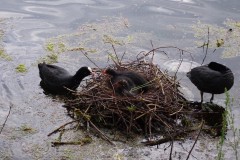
[217,91,240,160]
[0,49,12,61]
[192,19,240,58]
[19,124,36,134]
[38,40,65,64]
[39,17,154,65]
[0,18,12,61]
[16,64,27,73]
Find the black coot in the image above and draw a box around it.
[103,68,149,95]
[187,62,234,102]
[109,76,137,96]
[38,62,92,94]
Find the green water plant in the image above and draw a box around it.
[224,91,239,160]
[46,42,54,52]
[16,64,27,73]
[45,40,66,54]
[0,49,12,61]
[217,90,240,160]
[192,19,240,58]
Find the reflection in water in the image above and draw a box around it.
[148,6,175,15]
[10,20,55,42]
[170,0,194,3]
[147,5,198,18]
[25,0,96,5]
[0,11,31,18]
[23,6,63,17]
[163,59,200,73]
[2,83,13,99]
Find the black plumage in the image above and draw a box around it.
[187,62,234,102]
[103,68,149,96]
[38,62,92,94]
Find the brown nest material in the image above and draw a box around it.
[65,58,191,136]
[50,47,226,147]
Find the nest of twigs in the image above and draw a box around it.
[65,56,193,138]
[50,47,226,147]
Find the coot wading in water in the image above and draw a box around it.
[103,68,149,96]
[187,62,234,103]
[38,62,93,94]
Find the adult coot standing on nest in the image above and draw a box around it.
[187,62,234,102]
[103,68,149,96]
[38,62,93,94]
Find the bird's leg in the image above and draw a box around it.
[200,91,203,103]
[210,94,214,103]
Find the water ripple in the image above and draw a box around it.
[0,11,31,18]
[24,0,96,5]
[23,6,63,17]
[170,0,195,4]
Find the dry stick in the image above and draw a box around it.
[89,120,115,146]
[148,112,153,138]
[169,137,174,160]
[150,40,155,63]
[52,140,91,146]
[186,120,204,160]
[153,113,172,129]
[133,46,193,64]
[111,44,120,65]
[48,120,78,136]
[81,50,100,69]
[142,126,202,146]
[174,50,183,79]
[134,108,156,120]
[143,134,180,146]
[201,27,210,65]
[169,104,184,116]
[0,103,12,134]
[108,53,119,67]
[120,51,126,63]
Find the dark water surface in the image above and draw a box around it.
[0,0,240,159]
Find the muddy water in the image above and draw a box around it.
[0,0,240,159]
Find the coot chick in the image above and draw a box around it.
[103,68,149,95]
[187,62,234,102]
[38,62,93,94]
[110,76,137,96]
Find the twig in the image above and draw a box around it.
[201,27,210,65]
[120,51,126,63]
[150,40,155,63]
[174,50,183,79]
[111,44,120,65]
[108,53,119,67]
[169,139,174,160]
[169,104,184,116]
[133,46,194,65]
[0,103,12,134]
[186,120,204,160]
[81,50,100,68]
[89,120,115,146]
[142,134,181,146]
[52,136,92,146]
[48,120,78,136]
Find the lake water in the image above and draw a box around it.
[0,0,240,159]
